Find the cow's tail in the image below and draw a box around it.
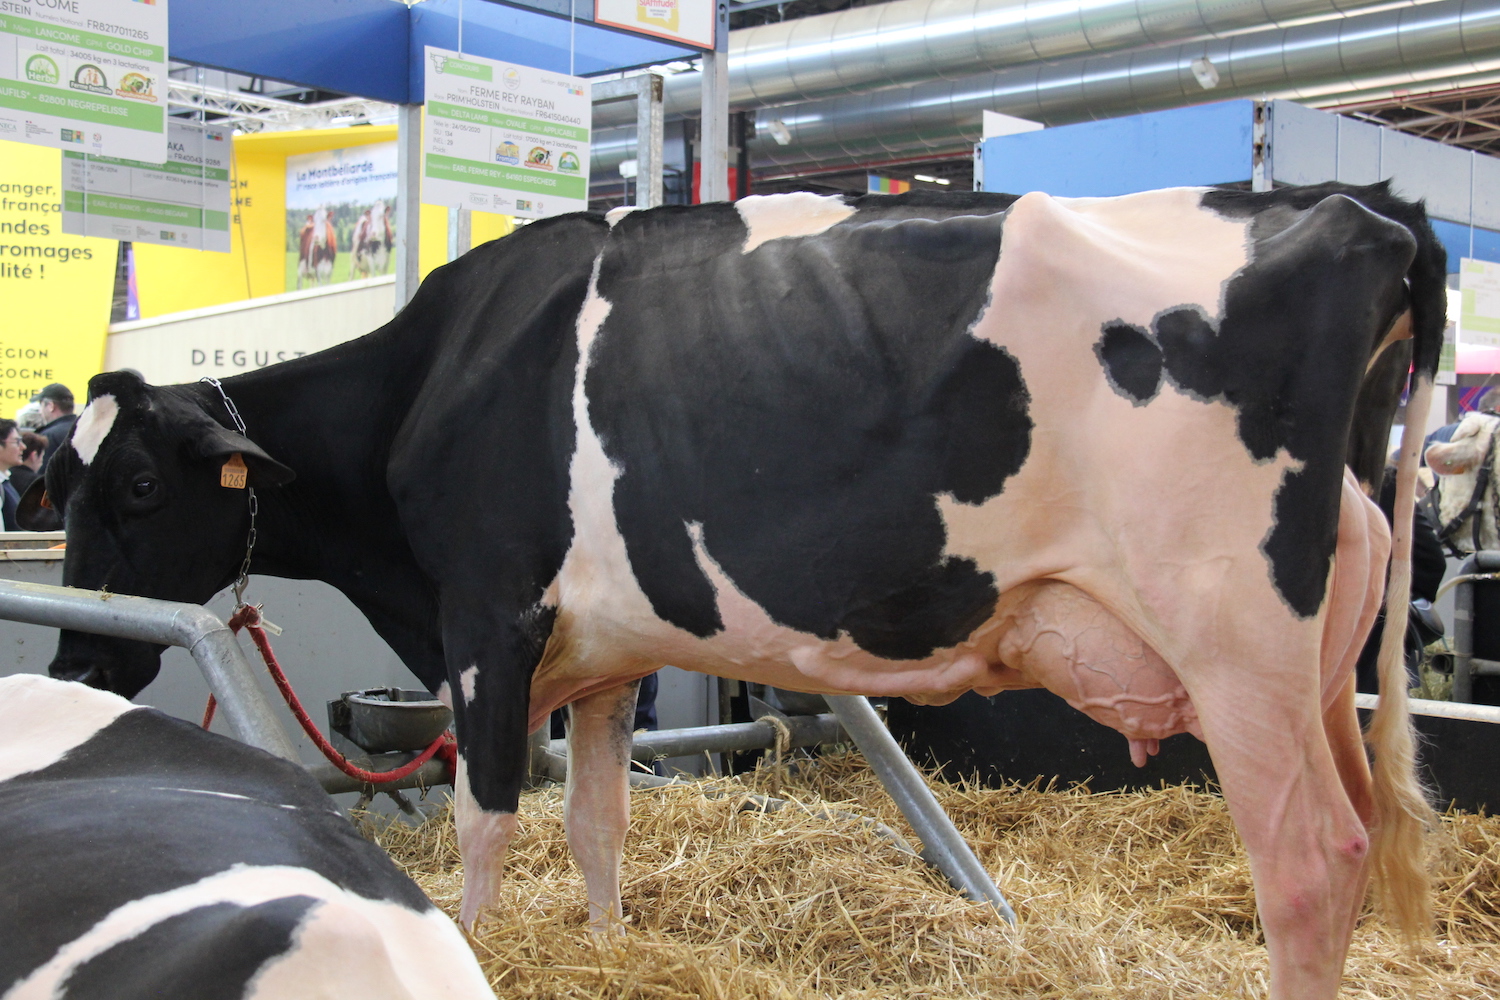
[1366,373,1439,943]
[1364,193,1446,941]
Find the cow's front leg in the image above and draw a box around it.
[564,679,642,932]
[1194,680,1370,1000]
[445,599,553,929]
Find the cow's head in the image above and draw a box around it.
[18,371,294,697]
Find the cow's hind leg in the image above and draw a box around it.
[446,599,554,929]
[565,679,642,932]
[1194,680,1370,1000]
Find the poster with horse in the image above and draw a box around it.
[285,142,398,290]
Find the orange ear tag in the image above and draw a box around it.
[39,491,52,509]
[220,453,248,489]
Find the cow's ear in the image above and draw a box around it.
[16,476,62,531]
[190,425,297,487]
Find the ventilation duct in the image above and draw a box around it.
[592,0,1500,176]
[593,0,1449,129]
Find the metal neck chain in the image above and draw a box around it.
[201,376,258,606]
[200,376,247,435]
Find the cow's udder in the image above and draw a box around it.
[995,580,1203,764]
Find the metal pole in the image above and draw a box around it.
[824,694,1016,922]
[1354,690,1500,723]
[447,206,471,260]
[637,72,665,209]
[699,5,731,203]
[0,580,298,761]
[547,712,844,764]
[1455,554,1477,703]
[394,103,424,311]
[735,111,751,199]
[1251,101,1271,193]
[309,755,450,795]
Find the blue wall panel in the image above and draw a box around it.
[410,0,692,102]
[172,0,695,106]
[1431,218,1500,272]
[172,0,412,103]
[981,101,1255,197]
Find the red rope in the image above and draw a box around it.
[201,605,456,787]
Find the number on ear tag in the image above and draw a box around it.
[220,453,248,489]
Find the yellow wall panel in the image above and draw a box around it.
[418,207,515,282]
[420,202,448,282]
[0,141,117,410]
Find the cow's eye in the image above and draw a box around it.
[131,479,157,499]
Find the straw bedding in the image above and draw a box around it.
[367,752,1500,999]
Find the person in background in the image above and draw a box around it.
[14,400,42,431]
[36,383,76,469]
[1355,464,1448,693]
[0,420,25,530]
[10,432,47,497]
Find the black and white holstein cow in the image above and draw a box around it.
[22,184,1445,1000]
[0,674,495,1000]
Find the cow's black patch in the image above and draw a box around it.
[1095,322,1164,404]
[0,709,431,991]
[58,898,316,1000]
[1204,183,1448,498]
[839,556,999,660]
[588,202,1027,659]
[1163,192,1420,616]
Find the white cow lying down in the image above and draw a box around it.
[0,674,494,1000]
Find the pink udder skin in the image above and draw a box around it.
[997,581,1203,766]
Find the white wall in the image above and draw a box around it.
[105,276,395,385]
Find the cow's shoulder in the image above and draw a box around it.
[387,211,606,566]
[408,209,610,322]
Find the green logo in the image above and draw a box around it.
[558,151,580,173]
[429,52,492,81]
[25,55,59,86]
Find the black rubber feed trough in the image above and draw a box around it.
[887,689,1500,814]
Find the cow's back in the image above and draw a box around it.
[0,675,493,1000]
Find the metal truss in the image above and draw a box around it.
[1319,81,1500,156]
[166,79,398,133]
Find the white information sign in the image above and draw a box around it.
[594,0,714,49]
[0,0,167,162]
[1459,257,1500,350]
[423,47,590,221]
[63,120,231,251]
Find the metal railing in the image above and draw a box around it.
[1452,552,1500,703]
[0,580,299,760]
